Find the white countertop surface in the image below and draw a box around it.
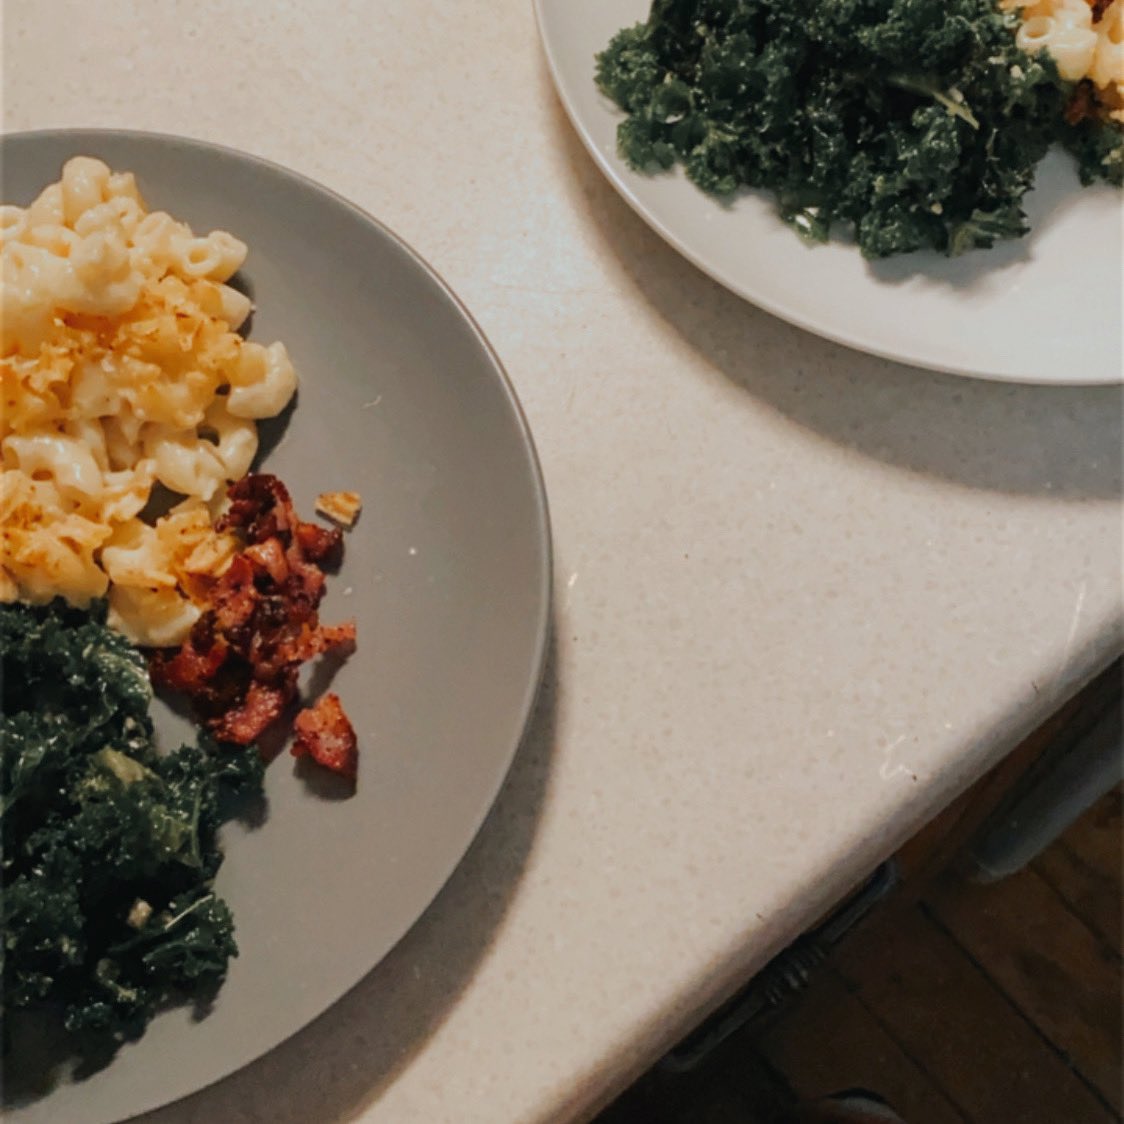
[4,3,1122,1122]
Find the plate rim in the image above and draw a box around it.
[532,0,1123,387]
[1,125,554,1120]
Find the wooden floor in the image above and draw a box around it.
[598,786,1122,1124]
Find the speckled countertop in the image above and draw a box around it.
[4,3,1122,1122]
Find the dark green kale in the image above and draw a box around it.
[595,0,1124,257]
[1,599,263,1054]
[1061,114,1124,186]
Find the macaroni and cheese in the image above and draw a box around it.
[1,156,298,645]
[1006,0,1124,121]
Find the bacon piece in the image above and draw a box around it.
[149,472,359,777]
[1090,0,1110,21]
[153,637,247,720]
[291,693,358,781]
[149,635,228,694]
[263,618,356,670]
[210,678,291,745]
[316,621,357,653]
[243,537,290,585]
[208,554,258,636]
[218,473,296,545]
[294,520,343,567]
[282,548,326,614]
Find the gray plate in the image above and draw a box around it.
[1,130,552,1123]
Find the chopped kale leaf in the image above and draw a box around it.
[595,0,1123,257]
[1,599,263,1058]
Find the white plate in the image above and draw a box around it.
[534,0,1124,385]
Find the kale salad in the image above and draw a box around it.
[1,600,262,1062]
[595,0,1124,257]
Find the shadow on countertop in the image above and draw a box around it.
[547,88,1123,503]
[137,628,560,1124]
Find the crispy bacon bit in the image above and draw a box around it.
[210,678,292,745]
[217,473,295,545]
[291,693,358,780]
[294,519,343,566]
[1064,79,1098,126]
[1090,0,1111,21]
[148,637,228,695]
[316,621,357,652]
[243,537,289,585]
[208,554,258,635]
[150,473,358,778]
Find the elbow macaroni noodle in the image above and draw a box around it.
[1,157,298,645]
[1006,0,1124,121]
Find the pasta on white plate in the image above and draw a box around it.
[1,156,298,645]
[1005,0,1124,121]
